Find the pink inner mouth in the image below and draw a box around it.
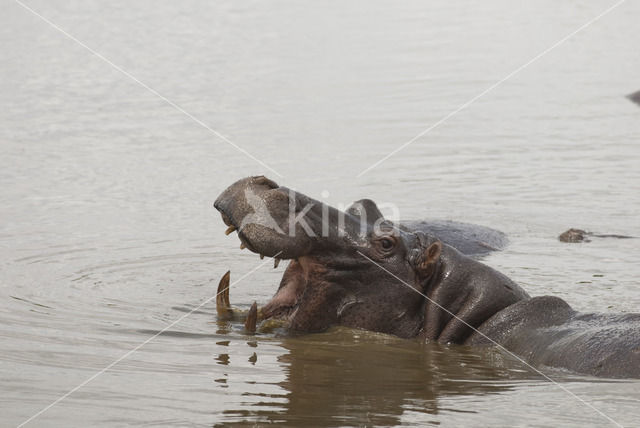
[260,259,308,321]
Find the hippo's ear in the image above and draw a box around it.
[346,199,384,224]
[417,241,442,278]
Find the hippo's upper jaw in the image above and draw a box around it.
[214,175,312,260]
[214,176,380,260]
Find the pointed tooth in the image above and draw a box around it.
[240,243,246,250]
[260,254,264,260]
[223,283,230,306]
[225,225,236,235]
[216,271,231,315]
[273,258,280,269]
[245,302,258,333]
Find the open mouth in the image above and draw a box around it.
[213,175,369,333]
[216,208,310,330]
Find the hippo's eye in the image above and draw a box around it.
[379,237,395,251]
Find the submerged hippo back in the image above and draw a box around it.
[401,220,508,257]
[467,296,640,378]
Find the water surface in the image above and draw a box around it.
[1,1,639,426]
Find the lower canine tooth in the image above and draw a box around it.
[245,302,258,333]
[273,258,280,268]
[260,254,264,260]
[216,270,231,316]
[240,243,246,250]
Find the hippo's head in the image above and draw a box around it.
[214,176,443,337]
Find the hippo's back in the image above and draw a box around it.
[401,220,508,257]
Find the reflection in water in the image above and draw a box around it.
[219,328,533,426]
[216,353,230,366]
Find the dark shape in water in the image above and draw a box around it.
[628,90,640,106]
[559,228,635,243]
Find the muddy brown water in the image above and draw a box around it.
[2,1,639,426]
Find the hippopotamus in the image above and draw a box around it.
[558,228,635,243]
[213,176,640,378]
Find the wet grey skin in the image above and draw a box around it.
[214,176,640,378]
